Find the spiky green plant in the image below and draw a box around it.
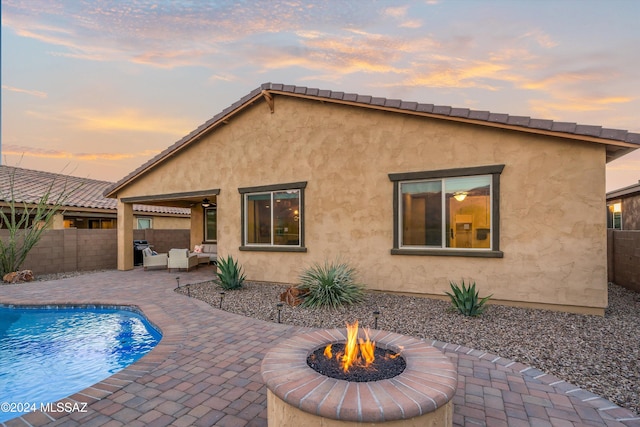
[215,255,246,290]
[298,260,364,309]
[445,280,492,317]
[0,165,83,277]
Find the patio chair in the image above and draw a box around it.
[142,247,168,270]
[168,248,199,272]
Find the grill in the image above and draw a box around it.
[133,239,151,266]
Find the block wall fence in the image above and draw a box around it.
[0,229,190,275]
[607,229,640,292]
[2,228,637,292]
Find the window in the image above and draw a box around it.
[137,217,152,230]
[204,207,217,242]
[239,182,306,252]
[607,202,622,229]
[389,165,504,258]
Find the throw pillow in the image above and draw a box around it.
[194,245,203,253]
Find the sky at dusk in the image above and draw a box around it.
[2,0,639,192]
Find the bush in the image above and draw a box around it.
[0,165,83,277]
[298,260,364,309]
[445,280,492,317]
[215,255,246,290]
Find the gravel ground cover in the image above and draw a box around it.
[177,280,640,415]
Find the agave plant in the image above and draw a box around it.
[215,255,246,290]
[445,280,492,317]
[298,259,364,309]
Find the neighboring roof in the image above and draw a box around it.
[105,82,640,198]
[0,165,190,215]
[606,180,640,200]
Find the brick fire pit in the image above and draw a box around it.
[261,328,457,426]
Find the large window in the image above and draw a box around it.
[389,165,504,257]
[239,182,306,252]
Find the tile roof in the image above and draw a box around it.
[0,165,189,215]
[105,83,640,197]
[606,180,640,200]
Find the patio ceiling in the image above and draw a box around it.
[121,189,219,209]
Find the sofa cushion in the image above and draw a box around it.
[169,248,189,257]
[201,244,217,253]
[142,247,153,257]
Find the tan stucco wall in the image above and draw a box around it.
[133,215,190,230]
[116,96,607,312]
[51,213,65,229]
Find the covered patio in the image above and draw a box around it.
[115,190,219,270]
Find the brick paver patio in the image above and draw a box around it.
[0,267,638,427]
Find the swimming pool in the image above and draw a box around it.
[0,305,161,422]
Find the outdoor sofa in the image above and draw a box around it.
[142,247,168,270]
[168,248,199,272]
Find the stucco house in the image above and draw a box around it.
[0,165,190,230]
[105,83,640,315]
[606,180,640,230]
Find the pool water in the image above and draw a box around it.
[0,306,161,422]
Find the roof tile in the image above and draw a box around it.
[488,113,509,124]
[599,128,627,141]
[400,101,419,111]
[450,108,470,118]
[0,166,189,216]
[468,111,490,120]
[433,106,451,115]
[574,125,602,137]
[343,93,358,102]
[371,97,386,106]
[551,122,577,133]
[507,116,530,126]
[385,99,402,108]
[330,91,345,100]
[416,103,434,113]
[528,119,553,130]
[627,133,640,143]
[356,95,372,103]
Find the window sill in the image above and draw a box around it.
[239,246,307,253]
[391,248,504,258]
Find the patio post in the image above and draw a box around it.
[117,200,134,270]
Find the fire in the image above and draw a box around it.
[324,321,376,372]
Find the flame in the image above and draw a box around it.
[323,344,333,359]
[324,321,377,372]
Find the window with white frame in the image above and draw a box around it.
[239,182,306,252]
[137,217,152,229]
[389,165,504,257]
[607,202,622,229]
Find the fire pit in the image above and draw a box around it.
[261,324,457,426]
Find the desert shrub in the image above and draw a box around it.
[0,165,83,277]
[215,255,246,290]
[445,280,492,317]
[298,260,364,309]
